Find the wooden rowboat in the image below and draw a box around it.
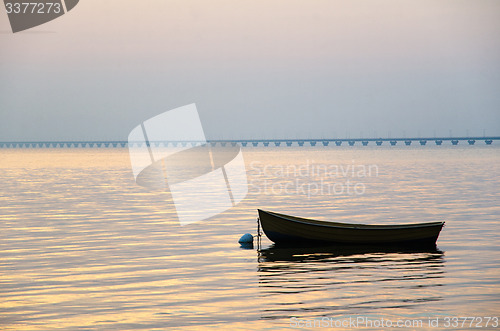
[258,210,444,245]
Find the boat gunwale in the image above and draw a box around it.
[258,209,445,230]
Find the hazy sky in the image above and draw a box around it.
[1,0,499,141]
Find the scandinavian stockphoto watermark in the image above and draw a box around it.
[127,104,377,223]
[289,316,499,329]
[249,160,378,198]
[3,0,79,33]
[128,104,248,226]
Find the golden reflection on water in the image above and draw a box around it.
[0,147,499,330]
[258,245,445,320]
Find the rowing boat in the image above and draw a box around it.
[258,209,444,245]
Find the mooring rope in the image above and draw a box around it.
[256,217,262,252]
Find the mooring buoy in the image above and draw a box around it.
[238,233,254,243]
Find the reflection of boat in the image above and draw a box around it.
[257,243,445,319]
[258,210,444,245]
[259,243,442,263]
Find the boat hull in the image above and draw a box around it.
[258,210,444,245]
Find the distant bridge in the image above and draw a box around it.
[0,136,498,148]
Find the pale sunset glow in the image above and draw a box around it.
[1,1,499,330]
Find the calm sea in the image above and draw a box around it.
[1,146,499,330]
